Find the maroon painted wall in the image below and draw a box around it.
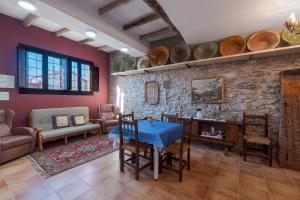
[0,14,110,127]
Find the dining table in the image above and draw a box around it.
[109,119,183,180]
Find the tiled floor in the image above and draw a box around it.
[1,145,300,200]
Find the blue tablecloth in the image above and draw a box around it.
[109,120,183,148]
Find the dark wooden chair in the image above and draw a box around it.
[161,112,179,122]
[243,113,273,166]
[119,113,153,180]
[160,117,193,182]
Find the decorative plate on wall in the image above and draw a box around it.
[219,36,246,56]
[170,43,190,63]
[145,81,159,105]
[194,42,218,60]
[247,30,280,52]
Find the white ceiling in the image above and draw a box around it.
[1,0,300,56]
[157,0,300,44]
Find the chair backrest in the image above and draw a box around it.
[118,114,139,152]
[178,117,194,145]
[161,112,179,123]
[99,104,120,120]
[243,112,268,137]
[0,109,15,137]
[120,112,134,122]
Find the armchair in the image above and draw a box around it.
[0,109,36,164]
[98,104,120,134]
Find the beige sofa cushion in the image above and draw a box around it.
[40,123,100,140]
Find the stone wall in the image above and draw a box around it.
[109,53,300,146]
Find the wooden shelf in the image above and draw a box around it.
[111,45,300,76]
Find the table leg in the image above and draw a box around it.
[154,145,159,181]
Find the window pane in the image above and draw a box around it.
[48,56,67,90]
[81,63,90,92]
[25,51,43,89]
[71,61,78,91]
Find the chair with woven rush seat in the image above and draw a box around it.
[160,117,193,182]
[119,113,153,180]
[243,112,273,166]
[161,113,179,123]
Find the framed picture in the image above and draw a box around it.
[191,77,224,103]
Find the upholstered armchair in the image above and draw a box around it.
[0,109,36,164]
[98,104,120,134]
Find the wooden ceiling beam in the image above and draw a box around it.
[98,0,132,15]
[54,28,70,37]
[139,27,173,40]
[143,0,180,35]
[23,13,39,27]
[79,38,94,44]
[123,13,160,30]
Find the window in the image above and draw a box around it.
[81,63,91,92]
[48,56,67,90]
[18,44,94,95]
[71,61,78,91]
[25,51,43,89]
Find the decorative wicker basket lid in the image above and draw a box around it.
[247,30,280,52]
[150,46,169,67]
[219,36,246,56]
[111,57,124,72]
[123,56,136,71]
[194,42,218,60]
[137,56,149,69]
[170,43,190,63]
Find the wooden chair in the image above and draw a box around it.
[119,113,153,180]
[160,117,193,182]
[161,112,179,122]
[243,113,273,166]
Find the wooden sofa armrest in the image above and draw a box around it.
[34,128,44,132]
[89,118,103,124]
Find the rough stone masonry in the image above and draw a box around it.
[110,53,300,151]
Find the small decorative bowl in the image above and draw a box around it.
[150,46,169,67]
[219,36,246,56]
[170,43,190,63]
[194,42,218,60]
[247,30,280,52]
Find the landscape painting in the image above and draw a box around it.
[191,78,224,103]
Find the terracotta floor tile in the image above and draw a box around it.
[126,176,155,195]
[47,172,79,191]
[262,166,292,184]
[0,187,15,200]
[42,193,62,200]
[74,189,115,200]
[146,183,180,200]
[215,167,238,181]
[240,165,264,178]
[240,174,268,192]
[270,193,298,200]
[0,178,7,189]
[212,176,238,196]
[239,186,270,200]
[57,180,90,200]
[114,184,146,200]
[206,188,238,200]
[192,163,217,177]
[267,180,300,199]
[176,178,210,199]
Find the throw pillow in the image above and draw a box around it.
[53,115,69,129]
[72,115,85,126]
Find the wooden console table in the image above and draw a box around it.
[180,117,242,155]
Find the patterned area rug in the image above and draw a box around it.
[30,135,116,177]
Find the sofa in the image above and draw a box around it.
[0,109,36,164]
[98,104,120,134]
[30,107,101,151]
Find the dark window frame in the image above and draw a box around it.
[17,44,94,95]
